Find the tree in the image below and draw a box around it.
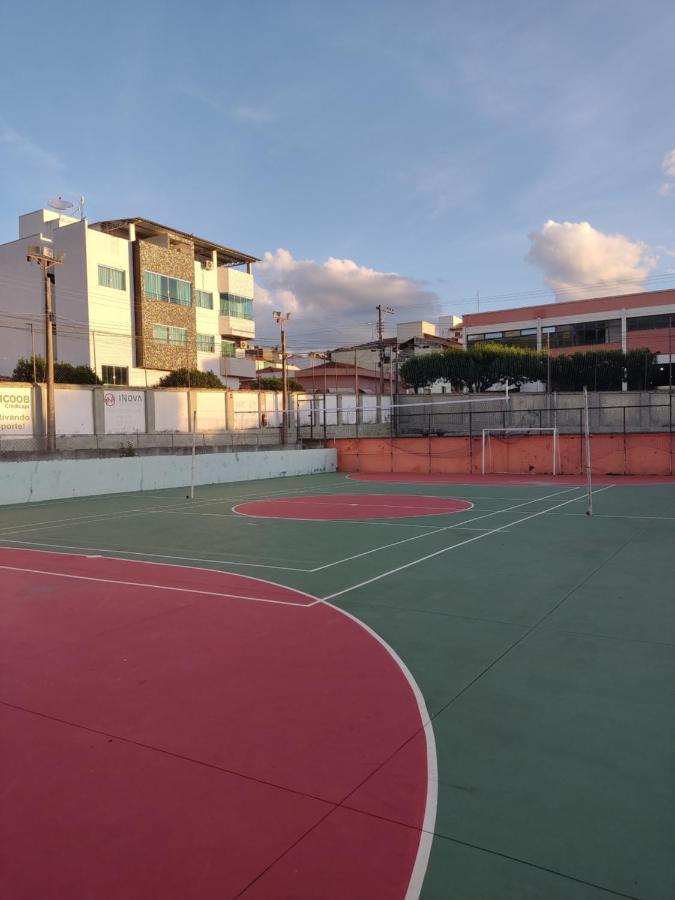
[12,356,101,385]
[255,376,304,392]
[157,368,223,388]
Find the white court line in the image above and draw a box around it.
[0,482,373,539]
[322,486,615,601]
[322,599,438,900]
[1,488,580,575]
[561,513,675,521]
[0,563,317,608]
[1,541,436,899]
[0,540,312,572]
[311,487,581,573]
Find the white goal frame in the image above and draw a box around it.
[481,427,560,476]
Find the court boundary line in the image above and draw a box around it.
[322,486,615,601]
[0,563,319,608]
[321,600,437,900]
[0,487,581,575]
[3,552,436,899]
[310,486,582,573]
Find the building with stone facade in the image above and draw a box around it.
[0,208,259,388]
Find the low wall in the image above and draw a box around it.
[0,448,336,506]
[328,435,674,477]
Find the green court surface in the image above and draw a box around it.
[1,473,674,899]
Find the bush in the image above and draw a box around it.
[12,356,101,385]
[157,368,223,388]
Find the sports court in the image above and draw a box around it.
[1,470,674,898]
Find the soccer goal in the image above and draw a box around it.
[481,427,560,476]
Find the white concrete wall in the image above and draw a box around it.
[55,388,94,435]
[85,227,135,378]
[0,448,336,505]
[194,391,227,431]
[154,390,189,432]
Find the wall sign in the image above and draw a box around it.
[103,390,146,434]
[0,387,33,436]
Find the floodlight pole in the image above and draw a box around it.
[27,245,64,452]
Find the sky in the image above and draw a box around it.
[1,0,674,352]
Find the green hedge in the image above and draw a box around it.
[400,344,658,392]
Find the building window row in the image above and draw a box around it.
[196,334,215,353]
[467,327,537,348]
[542,319,621,348]
[221,340,236,357]
[468,319,623,349]
[626,313,674,331]
[144,271,192,306]
[195,289,214,309]
[220,293,254,320]
[101,365,129,385]
[98,265,126,291]
[152,324,188,346]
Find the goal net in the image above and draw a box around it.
[481,427,560,476]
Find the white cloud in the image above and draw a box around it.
[527,220,656,300]
[663,149,675,178]
[660,148,675,195]
[0,121,62,171]
[254,248,439,348]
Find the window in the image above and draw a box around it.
[466,328,537,349]
[195,289,214,309]
[101,365,129,385]
[221,340,236,357]
[627,313,674,331]
[98,265,126,290]
[219,293,254,319]
[545,319,621,348]
[152,324,188,346]
[144,271,192,306]
[197,334,215,353]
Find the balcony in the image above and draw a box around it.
[219,314,255,339]
[220,355,257,378]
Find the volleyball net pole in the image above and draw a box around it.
[583,386,593,516]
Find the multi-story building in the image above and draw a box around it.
[461,289,675,362]
[0,208,258,387]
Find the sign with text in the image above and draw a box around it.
[103,390,145,434]
[0,387,33,436]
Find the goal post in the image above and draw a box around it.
[481,427,560,476]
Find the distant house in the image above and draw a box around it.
[242,361,382,393]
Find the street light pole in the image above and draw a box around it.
[376,304,394,395]
[27,244,64,452]
[273,311,291,444]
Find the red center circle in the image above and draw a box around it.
[233,493,473,520]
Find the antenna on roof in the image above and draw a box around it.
[48,196,74,211]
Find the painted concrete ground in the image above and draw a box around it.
[1,472,674,899]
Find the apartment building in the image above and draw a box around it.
[0,209,258,387]
[461,289,675,361]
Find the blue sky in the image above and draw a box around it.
[1,0,674,349]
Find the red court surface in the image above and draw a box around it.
[233,492,473,520]
[347,472,674,485]
[0,548,432,900]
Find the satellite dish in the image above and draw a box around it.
[48,196,74,211]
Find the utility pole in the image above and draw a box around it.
[273,311,291,444]
[26,322,37,382]
[376,304,394,395]
[27,244,64,452]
